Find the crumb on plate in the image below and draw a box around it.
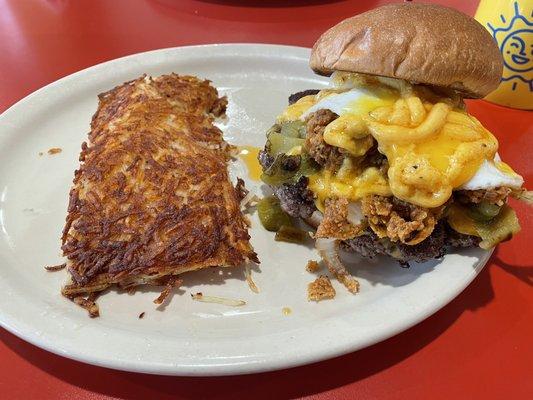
[191,292,246,306]
[306,260,321,273]
[47,147,62,155]
[308,275,336,302]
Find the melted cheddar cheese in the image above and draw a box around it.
[367,102,497,207]
[278,74,500,209]
[309,165,391,212]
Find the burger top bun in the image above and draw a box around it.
[310,3,503,98]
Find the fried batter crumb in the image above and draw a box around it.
[138,312,145,319]
[308,275,336,301]
[316,198,364,240]
[47,147,62,155]
[282,307,292,315]
[306,260,321,273]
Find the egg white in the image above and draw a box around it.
[301,89,377,119]
[459,159,523,190]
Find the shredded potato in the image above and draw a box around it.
[244,264,259,293]
[191,293,246,307]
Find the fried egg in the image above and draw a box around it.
[301,88,395,120]
[459,159,524,190]
[295,86,523,205]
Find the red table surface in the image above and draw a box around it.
[0,1,531,399]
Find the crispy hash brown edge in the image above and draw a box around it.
[61,74,258,309]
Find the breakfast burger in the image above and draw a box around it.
[258,3,530,288]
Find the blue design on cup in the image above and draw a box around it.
[487,2,533,92]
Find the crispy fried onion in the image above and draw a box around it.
[458,187,511,206]
[315,238,359,294]
[191,293,246,306]
[316,199,365,240]
[361,195,443,245]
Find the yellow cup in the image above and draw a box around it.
[475,0,533,109]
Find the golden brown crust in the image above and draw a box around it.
[316,198,364,240]
[306,260,321,273]
[61,74,258,296]
[308,275,336,301]
[310,3,503,98]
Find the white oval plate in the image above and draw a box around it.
[0,44,492,376]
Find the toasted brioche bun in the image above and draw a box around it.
[310,3,503,98]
